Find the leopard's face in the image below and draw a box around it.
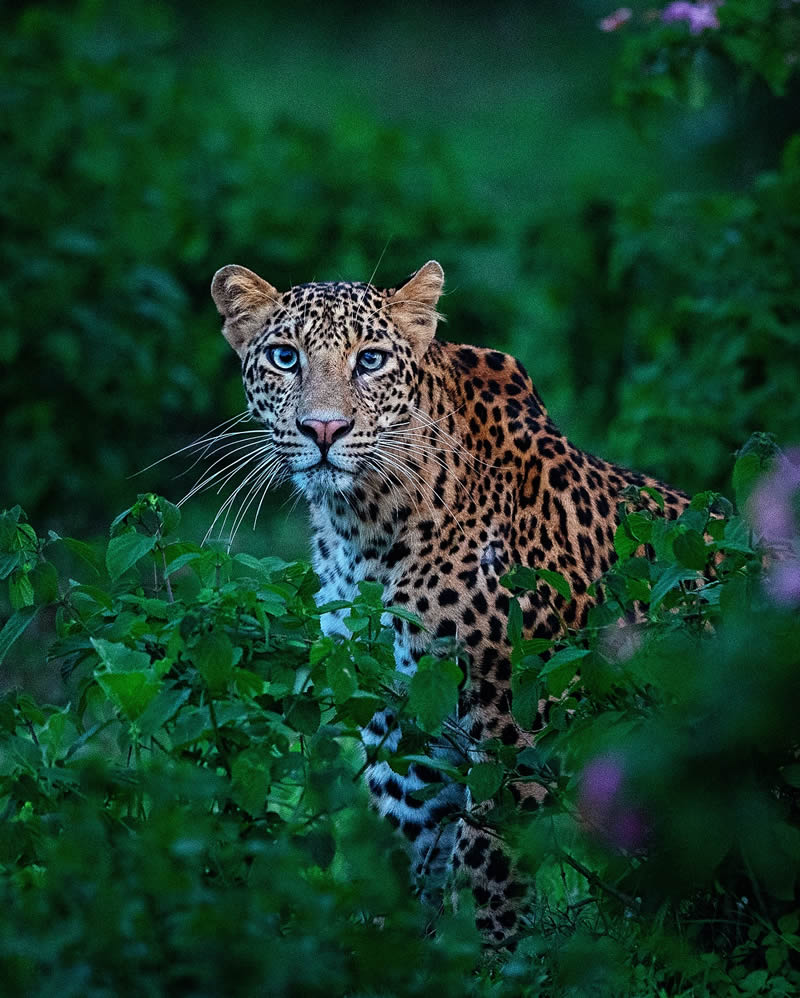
[212,262,444,502]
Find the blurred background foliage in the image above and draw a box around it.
[2,2,800,995]
[2,0,798,554]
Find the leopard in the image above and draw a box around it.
[210,259,689,945]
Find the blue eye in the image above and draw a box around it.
[357,349,387,373]
[268,345,299,371]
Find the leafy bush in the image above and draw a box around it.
[3,5,800,990]
[1,438,799,995]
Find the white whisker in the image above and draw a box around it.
[374,446,466,536]
[177,440,276,507]
[133,410,253,477]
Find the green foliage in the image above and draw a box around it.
[614,0,800,107]
[2,1,800,993]
[2,439,800,995]
[0,496,479,996]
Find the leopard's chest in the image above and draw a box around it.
[311,524,389,638]
[308,508,471,903]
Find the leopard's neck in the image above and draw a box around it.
[307,351,461,609]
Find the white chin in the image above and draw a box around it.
[293,465,354,499]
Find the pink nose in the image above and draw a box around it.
[296,418,353,453]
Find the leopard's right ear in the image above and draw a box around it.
[211,265,281,358]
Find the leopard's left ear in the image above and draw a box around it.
[388,260,444,356]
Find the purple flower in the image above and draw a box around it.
[579,754,648,851]
[661,1,721,34]
[580,756,624,814]
[599,7,633,32]
[749,449,800,606]
[770,561,800,605]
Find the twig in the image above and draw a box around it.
[557,848,640,911]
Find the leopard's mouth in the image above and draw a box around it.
[292,460,358,499]
[304,460,350,473]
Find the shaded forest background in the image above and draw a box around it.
[3,0,798,559]
[2,3,800,996]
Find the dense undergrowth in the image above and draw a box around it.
[1,439,799,996]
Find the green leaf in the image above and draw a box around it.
[231,750,272,814]
[516,746,543,771]
[500,565,540,593]
[650,519,676,561]
[0,552,19,579]
[356,579,384,604]
[511,668,541,730]
[193,631,234,693]
[310,637,334,665]
[641,485,665,510]
[9,572,34,610]
[105,531,157,580]
[327,655,359,705]
[305,824,336,870]
[289,696,321,735]
[650,564,699,611]
[29,561,59,604]
[233,552,285,580]
[344,615,370,634]
[467,762,504,803]
[165,550,208,576]
[537,569,571,601]
[519,638,554,656]
[781,765,800,789]
[625,577,651,603]
[385,605,426,630]
[91,637,152,672]
[540,646,590,675]
[541,646,588,697]
[314,600,353,615]
[158,498,181,535]
[625,511,653,542]
[343,691,384,725]
[408,657,461,734]
[137,685,191,737]
[96,670,161,721]
[677,506,707,533]
[739,970,768,994]
[0,606,38,666]
[55,535,103,574]
[673,529,709,571]
[507,597,523,645]
[732,452,762,509]
[614,523,638,561]
[71,584,114,612]
[721,516,754,554]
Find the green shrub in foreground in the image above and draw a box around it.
[1,444,799,996]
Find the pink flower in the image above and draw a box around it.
[749,449,800,607]
[661,1,721,34]
[599,7,633,32]
[580,756,624,815]
[579,754,648,851]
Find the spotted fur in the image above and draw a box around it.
[211,260,688,944]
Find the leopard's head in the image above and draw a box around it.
[211,261,444,501]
